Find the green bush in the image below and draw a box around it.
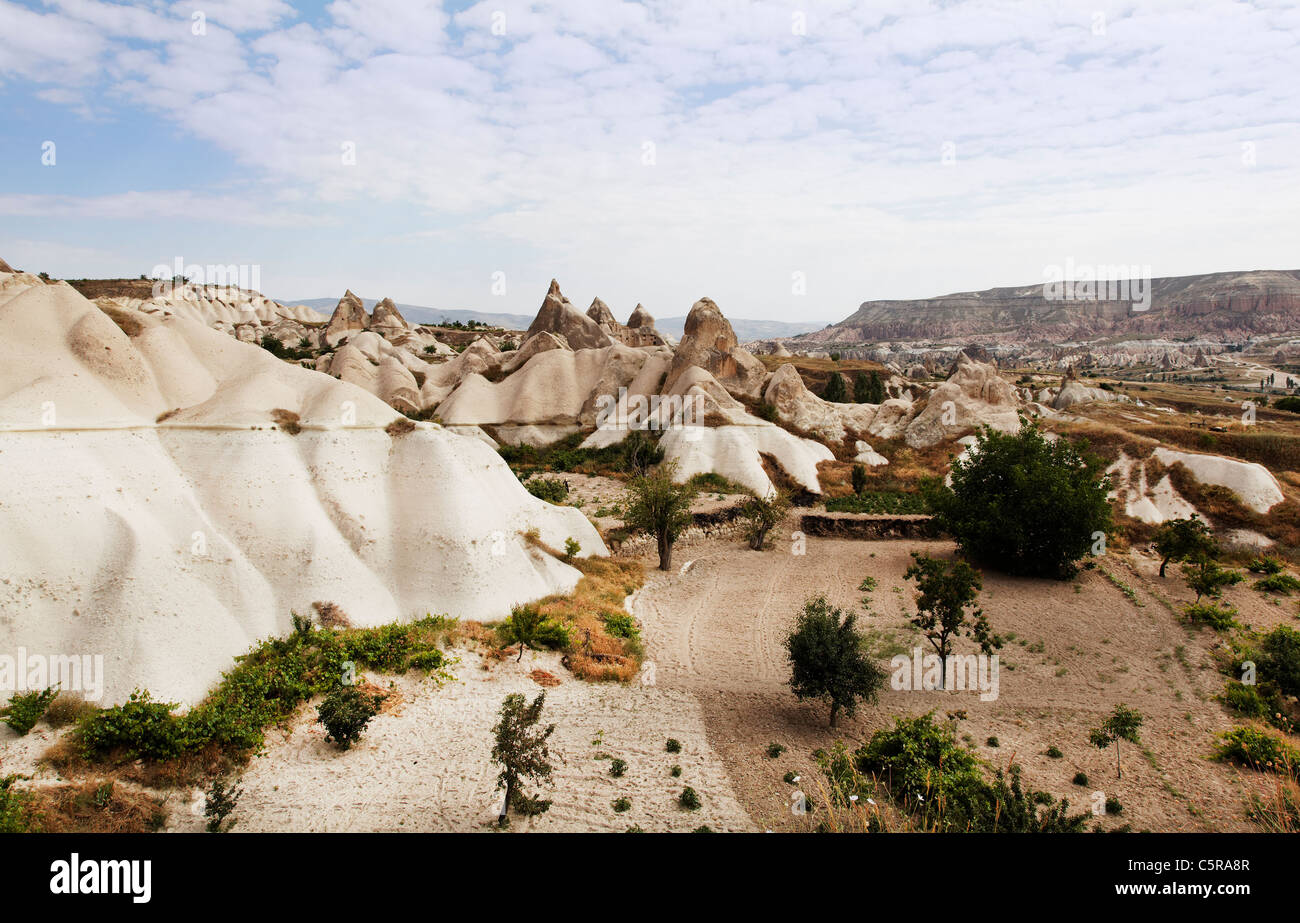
[986,736,999,747]
[925,422,1112,578]
[671,765,682,777]
[825,491,927,514]
[766,742,786,759]
[678,786,702,810]
[1255,573,1300,596]
[0,775,36,833]
[612,797,631,813]
[1105,796,1123,815]
[317,683,383,750]
[1046,746,1063,759]
[1215,726,1299,776]
[1249,556,1285,575]
[1220,682,1269,719]
[525,477,569,504]
[1072,771,1088,786]
[1183,602,1240,632]
[666,738,682,753]
[2,685,59,736]
[600,611,639,640]
[609,758,628,778]
[1260,625,1300,698]
[78,690,190,761]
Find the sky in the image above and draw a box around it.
[1,0,1298,324]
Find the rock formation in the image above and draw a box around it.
[324,289,370,347]
[663,297,768,398]
[525,280,612,350]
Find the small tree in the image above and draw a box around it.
[1183,555,1243,603]
[623,461,696,571]
[850,463,868,495]
[203,778,243,833]
[491,692,556,826]
[738,490,790,550]
[1152,515,1216,578]
[498,604,569,662]
[785,596,886,727]
[904,553,997,688]
[822,371,848,403]
[1088,704,1144,779]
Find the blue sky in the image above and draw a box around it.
[1,0,1298,322]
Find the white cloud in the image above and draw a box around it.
[3,0,1299,317]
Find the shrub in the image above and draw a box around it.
[600,611,640,640]
[1256,573,1300,596]
[666,738,682,753]
[525,477,569,504]
[678,786,702,810]
[786,596,886,727]
[78,690,189,761]
[0,775,36,833]
[2,685,59,736]
[204,778,243,833]
[1260,625,1300,697]
[612,797,631,813]
[43,692,98,729]
[671,765,682,777]
[1046,746,1063,759]
[1073,772,1088,786]
[1216,727,1300,776]
[783,770,797,784]
[825,490,928,514]
[739,491,790,550]
[1221,682,1270,719]
[1249,556,1285,575]
[1183,602,1240,632]
[986,736,999,748]
[766,742,786,759]
[925,422,1112,578]
[1105,796,1123,815]
[609,758,628,778]
[316,683,383,750]
[1183,557,1244,603]
[497,605,571,661]
[562,537,581,563]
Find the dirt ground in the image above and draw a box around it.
[631,530,1287,832]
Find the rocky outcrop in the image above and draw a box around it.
[762,363,878,443]
[325,289,370,347]
[903,352,1021,448]
[370,297,410,336]
[0,257,14,273]
[664,297,768,398]
[1053,380,1130,411]
[525,280,612,351]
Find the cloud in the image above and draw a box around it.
[3,0,1299,316]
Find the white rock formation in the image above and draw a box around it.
[0,270,604,705]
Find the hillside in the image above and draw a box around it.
[798,269,1300,346]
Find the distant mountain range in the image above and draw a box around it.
[284,296,828,342]
[795,269,1300,346]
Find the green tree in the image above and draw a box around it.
[904,553,997,688]
[924,421,1112,578]
[785,596,886,727]
[822,371,848,403]
[1088,704,1144,779]
[498,605,569,662]
[1183,556,1243,603]
[1152,515,1216,578]
[850,463,868,495]
[491,692,556,826]
[738,490,790,550]
[316,683,383,751]
[854,370,886,404]
[623,461,696,570]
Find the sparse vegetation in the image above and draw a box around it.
[1153,516,1216,578]
[904,553,997,688]
[2,685,59,735]
[317,683,384,750]
[1088,704,1144,779]
[739,490,790,550]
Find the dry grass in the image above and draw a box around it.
[385,417,417,437]
[311,600,352,629]
[19,778,167,833]
[539,556,646,682]
[43,691,100,729]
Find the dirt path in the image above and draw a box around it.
[633,534,1274,832]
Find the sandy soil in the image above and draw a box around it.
[163,648,751,833]
[632,532,1284,832]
